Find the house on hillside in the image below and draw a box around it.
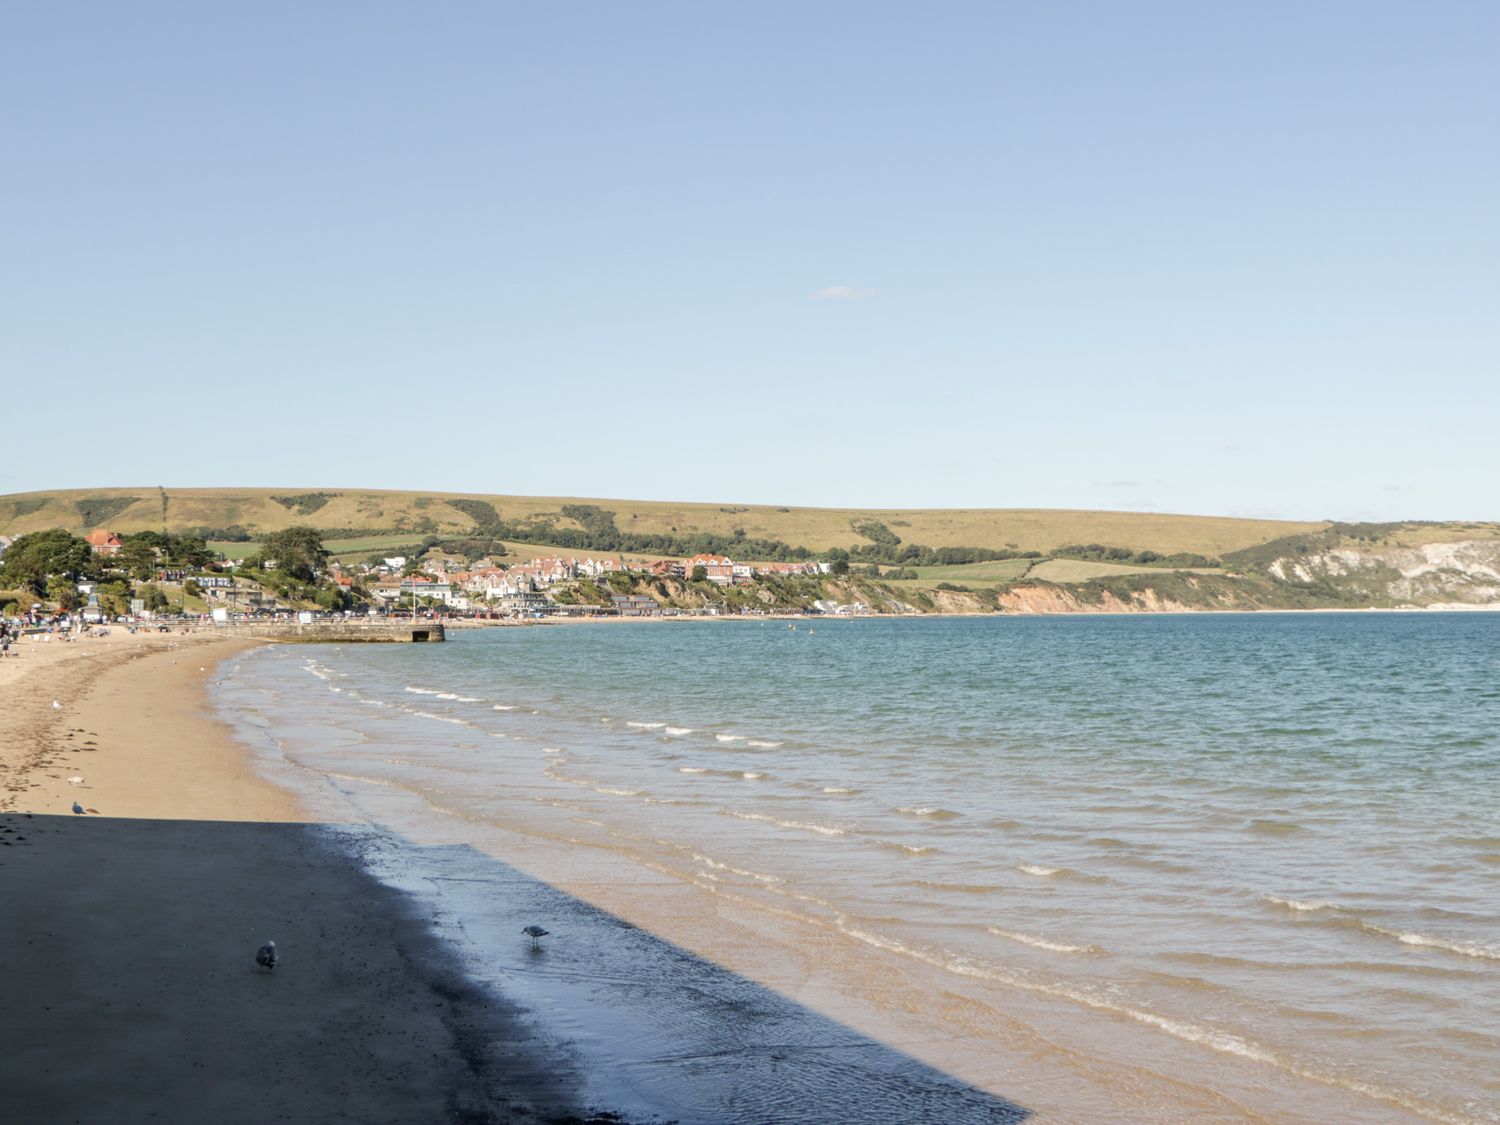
[684,554,735,585]
[752,561,822,578]
[85,530,123,556]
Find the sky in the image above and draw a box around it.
[3,2,1496,522]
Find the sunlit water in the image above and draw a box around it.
[219,614,1500,1123]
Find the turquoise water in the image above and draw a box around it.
[223,614,1500,1122]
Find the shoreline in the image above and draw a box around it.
[0,633,611,1123]
[446,599,1500,629]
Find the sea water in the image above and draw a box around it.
[219,614,1500,1122]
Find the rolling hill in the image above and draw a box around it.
[0,486,1323,558]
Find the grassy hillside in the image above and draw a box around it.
[0,486,1325,558]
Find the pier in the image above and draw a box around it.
[208,619,445,643]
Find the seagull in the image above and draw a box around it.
[67,776,85,786]
[256,941,278,971]
[521,925,549,950]
[72,801,85,815]
[52,700,62,710]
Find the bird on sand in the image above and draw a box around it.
[67,776,85,786]
[52,700,62,709]
[256,941,278,971]
[521,925,549,950]
[72,801,85,815]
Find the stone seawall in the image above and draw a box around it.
[208,620,446,643]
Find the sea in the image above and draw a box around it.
[217,613,1500,1123]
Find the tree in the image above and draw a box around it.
[691,565,708,582]
[48,577,80,610]
[315,584,351,611]
[260,526,329,582]
[0,530,95,593]
[823,548,850,577]
[115,538,159,581]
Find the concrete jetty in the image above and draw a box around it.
[208,619,445,643]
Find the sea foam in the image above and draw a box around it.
[987,926,1097,954]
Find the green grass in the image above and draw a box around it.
[1025,559,1219,582]
[898,559,1038,584]
[213,535,430,564]
[208,540,260,561]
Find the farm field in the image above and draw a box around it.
[1024,559,1220,583]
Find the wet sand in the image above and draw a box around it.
[0,632,595,1123]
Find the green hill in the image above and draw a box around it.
[0,486,1323,559]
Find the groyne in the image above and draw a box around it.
[207,620,445,643]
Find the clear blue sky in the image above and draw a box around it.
[4,2,1496,522]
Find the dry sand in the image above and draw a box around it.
[0,630,607,1124]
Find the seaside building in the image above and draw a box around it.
[684,554,735,584]
[84,530,123,556]
[371,576,454,605]
[610,594,660,616]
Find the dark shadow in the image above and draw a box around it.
[0,812,1030,1124]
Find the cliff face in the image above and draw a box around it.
[917,538,1500,615]
[1265,540,1500,606]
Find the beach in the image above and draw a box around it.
[0,630,1036,1124]
[4,617,1494,1123]
[0,632,598,1124]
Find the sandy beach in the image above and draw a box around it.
[0,630,1034,1124]
[0,631,603,1124]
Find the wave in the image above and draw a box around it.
[1265,896,1500,962]
[1017,863,1061,877]
[728,810,845,836]
[833,925,1467,1124]
[876,841,936,855]
[692,854,781,883]
[542,747,565,754]
[1359,922,1500,962]
[987,926,1097,954]
[740,772,765,780]
[747,740,784,748]
[492,704,516,711]
[823,787,859,794]
[664,726,694,736]
[406,710,469,726]
[678,766,709,774]
[1264,895,1340,913]
[626,721,666,730]
[404,686,441,695]
[715,734,746,743]
[896,806,960,820]
[595,786,643,798]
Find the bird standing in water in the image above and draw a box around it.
[522,925,549,950]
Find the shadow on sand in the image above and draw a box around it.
[0,813,1030,1124]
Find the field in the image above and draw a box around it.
[1024,559,1220,582]
[0,486,1327,559]
[896,559,1039,584]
